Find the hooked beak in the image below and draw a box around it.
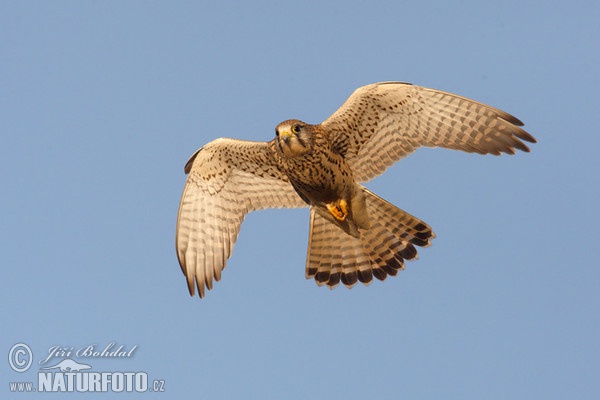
[279,130,292,142]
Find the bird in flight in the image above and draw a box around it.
[176,82,536,298]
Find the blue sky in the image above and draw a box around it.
[1,1,598,399]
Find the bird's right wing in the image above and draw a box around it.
[176,138,306,298]
[322,82,536,183]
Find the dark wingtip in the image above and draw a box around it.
[503,114,525,127]
[181,262,197,297]
[195,278,206,299]
[520,131,537,144]
[184,148,202,174]
[503,117,537,154]
[186,279,195,297]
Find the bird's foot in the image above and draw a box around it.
[326,199,348,221]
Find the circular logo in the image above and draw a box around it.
[8,343,33,373]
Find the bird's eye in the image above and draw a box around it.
[292,125,301,133]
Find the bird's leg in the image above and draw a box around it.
[326,199,348,221]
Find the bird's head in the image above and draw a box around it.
[275,119,312,157]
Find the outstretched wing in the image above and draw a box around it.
[176,138,306,298]
[322,82,536,182]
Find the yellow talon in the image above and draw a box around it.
[327,199,348,221]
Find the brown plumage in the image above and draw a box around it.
[176,82,536,298]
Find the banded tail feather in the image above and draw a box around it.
[306,188,435,288]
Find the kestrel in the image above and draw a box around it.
[176,82,536,298]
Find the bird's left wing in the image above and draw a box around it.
[176,138,306,298]
[322,82,536,182]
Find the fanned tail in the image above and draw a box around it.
[305,188,435,288]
